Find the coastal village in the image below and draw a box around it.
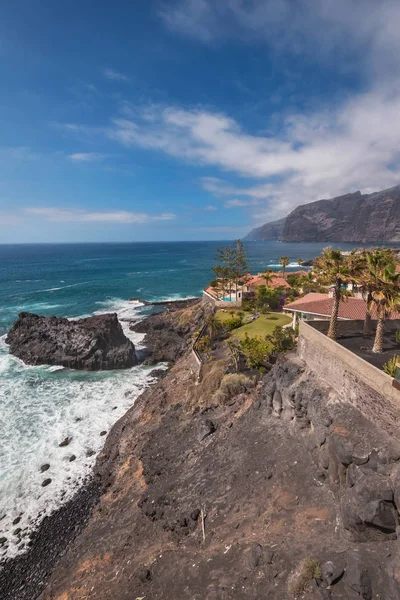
[199,243,400,377]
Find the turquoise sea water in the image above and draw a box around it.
[0,240,365,559]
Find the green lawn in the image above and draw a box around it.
[216,309,292,341]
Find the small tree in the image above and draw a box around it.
[256,285,269,309]
[354,248,396,337]
[297,258,303,267]
[227,338,241,372]
[367,265,400,353]
[264,286,280,310]
[206,315,225,340]
[233,239,249,295]
[279,256,290,279]
[239,333,270,370]
[314,248,351,340]
[266,326,296,357]
[213,240,248,301]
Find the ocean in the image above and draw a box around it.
[0,240,362,559]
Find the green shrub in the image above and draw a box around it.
[239,333,270,370]
[225,316,243,330]
[259,305,270,314]
[196,335,212,354]
[242,299,256,311]
[289,557,322,597]
[266,326,296,355]
[383,354,400,377]
[215,373,255,403]
[395,330,400,345]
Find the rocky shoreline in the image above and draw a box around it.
[0,298,206,600]
[2,298,400,599]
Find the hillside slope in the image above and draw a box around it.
[4,304,400,600]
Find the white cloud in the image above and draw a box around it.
[68,152,109,162]
[25,207,176,224]
[204,204,217,211]
[224,199,260,208]
[103,68,130,82]
[158,0,400,80]
[104,88,400,221]
[0,211,22,225]
[57,1,400,226]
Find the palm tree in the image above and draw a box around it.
[363,255,400,353]
[263,269,275,287]
[353,248,396,337]
[279,256,290,279]
[314,248,351,340]
[206,315,225,340]
[297,258,303,267]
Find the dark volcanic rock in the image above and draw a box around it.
[5,312,137,370]
[59,437,71,447]
[245,184,400,242]
[131,299,209,365]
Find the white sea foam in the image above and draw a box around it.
[0,299,161,560]
[267,261,309,268]
[152,293,200,302]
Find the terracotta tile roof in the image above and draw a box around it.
[283,293,400,320]
[246,275,291,289]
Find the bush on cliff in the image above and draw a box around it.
[289,557,322,597]
[214,373,255,404]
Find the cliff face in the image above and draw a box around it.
[245,184,400,242]
[244,217,285,241]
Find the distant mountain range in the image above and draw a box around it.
[245,184,400,242]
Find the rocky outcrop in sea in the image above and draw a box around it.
[6,312,137,370]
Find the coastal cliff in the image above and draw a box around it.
[2,303,400,599]
[245,184,400,242]
[244,217,285,241]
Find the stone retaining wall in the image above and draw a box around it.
[298,321,400,438]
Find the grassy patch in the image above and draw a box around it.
[233,313,291,340]
[216,309,291,341]
[289,557,322,597]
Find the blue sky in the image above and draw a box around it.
[1,0,400,242]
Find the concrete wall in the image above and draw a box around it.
[202,290,242,309]
[298,321,400,438]
[311,319,400,336]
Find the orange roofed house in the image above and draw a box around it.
[283,292,400,328]
[243,274,291,293]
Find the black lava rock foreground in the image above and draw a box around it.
[3,303,400,600]
[6,312,137,370]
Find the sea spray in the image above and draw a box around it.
[0,299,161,560]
